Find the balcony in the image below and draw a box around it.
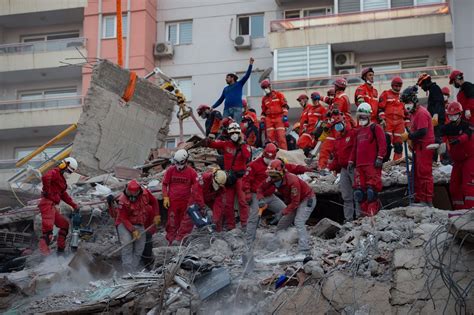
[0,0,86,16]
[0,37,86,73]
[268,3,451,50]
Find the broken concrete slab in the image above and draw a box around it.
[72,60,175,176]
[392,248,425,269]
[448,213,474,244]
[312,218,341,239]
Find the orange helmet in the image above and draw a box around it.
[417,73,431,86]
[125,179,142,201]
[260,79,271,89]
[263,143,278,159]
[441,87,450,96]
[197,104,210,115]
[334,78,347,89]
[446,101,463,115]
[391,76,403,86]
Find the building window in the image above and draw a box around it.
[165,139,176,149]
[238,14,264,38]
[102,15,128,39]
[175,78,192,101]
[15,146,64,161]
[361,58,428,72]
[340,0,443,13]
[239,72,264,97]
[275,45,331,80]
[284,8,332,19]
[21,32,80,43]
[18,88,77,100]
[166,21,193,45]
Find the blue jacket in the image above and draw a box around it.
[212,64,253,110]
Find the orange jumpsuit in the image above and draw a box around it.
[333,91,355,129]
[318,128,337,169]
[300,104,327,134]
[355,83,379,123]
[378,89,406,160]
[261,90,288,149]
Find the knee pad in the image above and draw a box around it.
[394,142,403,154]
[353,189,365,203]
[366,187,378,202]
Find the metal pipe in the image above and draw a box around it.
[15,124,77,167]
[173,275,191,290]
[125,0,131,68]
[254,254,307,265]
[97,0,102,58]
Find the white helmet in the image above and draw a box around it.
[174,149,189,164]
[356,102,372,117]
[212,169,227,191]
[61,157,78,173]
[228,122,241,134]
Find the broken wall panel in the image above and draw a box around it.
[72,60,175,176]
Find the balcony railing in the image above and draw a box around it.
[272,66,451,91]
[270,3,449,32]
[0,37,86,55]
[0,96,83,112]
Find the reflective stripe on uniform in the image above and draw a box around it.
[452,200,464,205]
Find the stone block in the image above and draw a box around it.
[312,218,341,239]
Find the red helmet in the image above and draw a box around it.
[327,88,335,96]
[125,179,142,199]
[391,76,403,86]
[297,94,308,101]
[197,104,210,115]
[361,67,374,79]
[417,73,431,86]
[311,92,321,101]
[441,87,450,96]
[220,117,234,128]
[334,78,347,89]
[446,101,463,115]
[260,79,271,89]
[242,99,248,108]
[266,159,285,178]
[449,70,463,84]
[263,143,278,159]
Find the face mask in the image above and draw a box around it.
[273,180,282,188]
[264,88,271,95]
[359,118,369,126]
[176,163,186,170]
[212,180,220,191]
[444,95,449,102]
[263,157,271,165]
[366,80,373,85]
[449,114,460,122]
[335,123,345,132]
[230,134,240,142]
[404,103,414,112]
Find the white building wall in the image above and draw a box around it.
[451,0,474,80]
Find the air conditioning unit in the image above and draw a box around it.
[154,42,174,58]
[234,35,251,50]
[334,52,355,68]
[338,68,356,75]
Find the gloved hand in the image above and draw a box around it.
[259,117,265,130]
[401,132,409,142]
[132,230,140,240]
[282,116,288,123]
[375,157,383,168]
[106,194,115,207]
[163,197,170,209]
[466,110,472,120]
[438,142,447,155]
[432,114,439,127]
[449,138,460,146]
[153,215,161,226]
[258,199,266,209]
[347,161,354,172]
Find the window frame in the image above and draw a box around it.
[21,31,80,43]
[18,87,78,100]
[102,14,128,39]
[165,21,193,45]
[284,7,333,19]
[237,13,265,38]
[338,0,444,14]
[360,57,429,72]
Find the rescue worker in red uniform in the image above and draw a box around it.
[206,123,251,231]
[439,102,474,209]
[355,68,379,123]
[197,104,222,139]
[401,86,435,207]
[348,103,387,217]
[318,110,338,170]
[442,87,451,110]
[242,99,258,126]
[378,76,406,160]
[260,79,288,149]
[38,157,80,255]
[190,169,227,223]
[297,94,310,132]
[114,180,161,272]
[298,92,328,152]
[241,112,260,147]
[449,70,474,125]
[323,88,336,110]
[328,113,359,222]
[257,159,316,254]
[333,78,354,128]
[243,143,313,243]
[162,149,198,244]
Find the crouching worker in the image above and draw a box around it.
[115,180,160,272]
[348,103,387,217]
[39,157,80,255]
[257,159,316,254]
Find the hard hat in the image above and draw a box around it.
[227,122,241,134]
[334,78,347,89]
[212,169,227,190]
[441,87,451,96]
[400,85,419,104]
[449,70,463,84]
[361,67,374,79]
[327,88,336,96]
[356,102,372,117]
[197,104,210,115]
[416,73,431,86]
[220,117,234,128]
[297,94,308,101]
[126,179,142,197]
[260,79,271,89]
[60,157,78,173]
[263,143,278,159]
[174,149,189,164]
[446,101,463,115]
[311,92,321,101]
[391,76,403,86]
[266,159,285,178]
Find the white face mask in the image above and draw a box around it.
[449,114,460,122]
[230,134,240,142]
[404,103,414,112]
[176,164,185,170]
[359,118,369,126]
[264,88,271,95]
[444,95,449,102]
[263,157,272,165]
[212,180,220,191]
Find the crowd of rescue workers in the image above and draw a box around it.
[37,57,474,272]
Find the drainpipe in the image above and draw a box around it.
[97,0,102,58]
[125,0,131,69]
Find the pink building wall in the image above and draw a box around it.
[82,0,157,95]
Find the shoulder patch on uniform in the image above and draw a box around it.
[291,187,298,196]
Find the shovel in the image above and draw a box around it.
[242,205,267,274]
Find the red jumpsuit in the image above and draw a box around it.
[162,165,198,243]
[261,90,288,149]
[333,91,355,128]
[208,139,251,230]
[409,106,435,204]
[39,167,78,254]
[350,123,387,216]
[456,82,474,124]
[378,89,406,160]
[355,83,379,123]
[191,171,226,229]
[328,128,356,173]
[440,121,474,209]
[300,104,327,134]
[318,128,337,170]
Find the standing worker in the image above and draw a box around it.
[378,76,406,160]
[260,79,289,150]
[38,157,80,255]
[442,87,451,109]
[162,149,198,245]
[449,70,474,124]
[212,58,254,123]
[257,159,316,254]
[355,68,379,123]
[333,79,354,128]
[197,104,222,139]
[348,103,387,217]
[323,88,336,110]
[401,86,435,207]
